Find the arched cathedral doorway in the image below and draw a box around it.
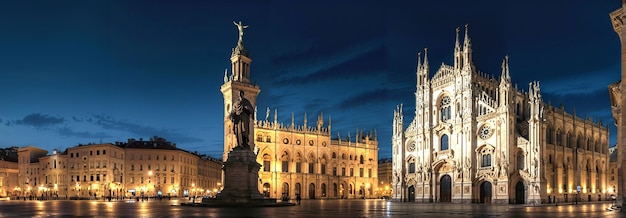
[440,175,451,202]
[515,181,525,204]
[480,182,492,203]
[408,186,415,202]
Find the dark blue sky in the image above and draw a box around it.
[0,1,621,159]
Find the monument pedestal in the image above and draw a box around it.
[215,146,264,202]
[189,147,293,207]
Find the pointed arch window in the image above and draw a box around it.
[546,126,553,144]
[517,150,525,170]
[281,152,289,172]
[407,156,417,173]
[596,166,600,191]
[441,134,449,151]
[263,154,271,172]
[440,96,452,121]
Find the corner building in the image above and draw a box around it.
[220,25,379,200]
[392,27,610,204]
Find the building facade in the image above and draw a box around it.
[7,137,222,199]
[17,146,48,198]
[253,116,379,200]
[220,23,379,200]
[392,26,610,204]
[66,143,124,199]
[378,158,392,198]
[0,147,18,197]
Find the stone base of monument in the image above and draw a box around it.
[181,147,295,207]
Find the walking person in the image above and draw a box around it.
[296,194,301,205]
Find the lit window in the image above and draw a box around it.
[482,154,491,167]
[441,134,449,150]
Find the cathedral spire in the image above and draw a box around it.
[423,48,429,75]
[462,24,473,69]
[454,27,461,69]
[416,52,422,87]
[463,24,471,48]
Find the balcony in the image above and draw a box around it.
[434,149,454,160]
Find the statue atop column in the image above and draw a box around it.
[229,90,254,150]
[233,21,248,44]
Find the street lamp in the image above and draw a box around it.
[75,183,80,198]
[385,185,389,196]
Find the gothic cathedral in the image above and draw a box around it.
[392,26,610,204]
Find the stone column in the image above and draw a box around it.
[610,5,626,209]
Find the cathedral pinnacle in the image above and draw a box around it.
[423,48,429,67]
[223,68,229,83]
[416,52,422,74]
[455,27,461,51]
[463,24,471,47]
[500,55,511,84]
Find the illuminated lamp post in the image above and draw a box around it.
[191,183,196,203]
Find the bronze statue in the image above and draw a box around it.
[233,21,248,43]
[230,90,254,149]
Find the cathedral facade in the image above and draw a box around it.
[392,26,610,204]
[220,23,379,200]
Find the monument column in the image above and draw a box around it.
[211,21,270,205]
[221,21,261,162]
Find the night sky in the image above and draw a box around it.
[0,1,621,159]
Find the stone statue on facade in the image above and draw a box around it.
[417,167,423,182]
[233,21,248,43]
[500,152,508,177]
[493,163,499,178]
[230,90,254,149]
[456,160,463,179]
[532,157,539,178]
